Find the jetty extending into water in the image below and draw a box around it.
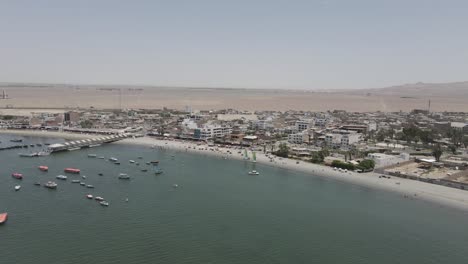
[48,134,128,153]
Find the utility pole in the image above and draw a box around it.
[119,88,122,111]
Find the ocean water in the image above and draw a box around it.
[1,134,468,264]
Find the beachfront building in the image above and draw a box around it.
[194,125,233,140]
[367,153,410,168]
[325,130,361,150]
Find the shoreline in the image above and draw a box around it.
[2,129,468,212]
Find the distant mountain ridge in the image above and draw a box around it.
[344,81,468,97]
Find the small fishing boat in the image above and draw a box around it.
[141,169,148,172]
[248,170,260,175]
[86,185,94,189]
[138,156,143,159]
[10,139,23,142]
[71,180,80,183]
[98,156,105,159]
[98,173,103,176]
[118,173,130,180]
[56,175,67,180]
[86,194,93,199]
[109,157,118,162]
[80,182,86,186]
[34,182,41,186]
[12,173,23,179]
[19,153,38,157]
[38,165,49,171]
[173,184,179,188]
[82,175,87,179]
[146,162,150,165]
[64,168,80,174]
[125,198,129,202]
[100,201,109,207]
[15,185,21,191]
[87,154,97,158]
[0,212,8,224]
[44,181,58,189]
[129,160,135,163]
[94,196,104,201]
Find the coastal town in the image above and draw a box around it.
[1,106,467,192]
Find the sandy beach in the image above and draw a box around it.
[2,129,468,212]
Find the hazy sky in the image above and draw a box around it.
[0,0,467,89]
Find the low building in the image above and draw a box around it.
[367,153,410,168]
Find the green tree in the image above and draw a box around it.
[357,159,375,171]
[448,145,457,155]
[463,136,468,148]
[80,120,93,128]
[331,160,355,170]
[275,143,289,158]
[432,143,443,162]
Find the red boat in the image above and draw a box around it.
[0,213,7,224]
[38,166,49,171]
[64,168,80,174]
[11,173,23,179]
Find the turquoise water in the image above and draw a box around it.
[1,134,468,264]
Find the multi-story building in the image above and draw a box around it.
[194,125,232,140]
[295,119,314,131]
[325,130,361,149]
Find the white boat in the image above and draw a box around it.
[94,196,104,201]
[71,180,80,183]
[248,170,260,175]
[98,156,105,159]
[109,157,118,162]
[44,181,58,189]
[82,175,87,179]
[15,185,21,191]
[86,194,93,199]
[88,154,97,158]
[56,175,67,180]
[129,160,135,163]
[86,185,94,188]
[100,201,109,206]
[68,147,81,151]
[118,173,130,179]
[173,184,179,188]
[80,182,86,186]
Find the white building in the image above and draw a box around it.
[256,118,274,130]
[295,119,314,131]
[325,130,361,149]
[198,125,233,140]
[367,153,410,168]
[314,116,331,127]
[288,131,311,144]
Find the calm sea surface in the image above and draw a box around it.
[1,134,468,264]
